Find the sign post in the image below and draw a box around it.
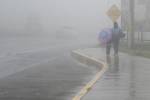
[107,4,121,22]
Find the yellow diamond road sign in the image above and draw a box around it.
[107,4,121,22]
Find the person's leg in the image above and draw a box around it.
[106,42,111,55]
[113,40,119,55]
[106,42,111,64]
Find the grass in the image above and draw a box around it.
[94,41,150,59]
[119,41,150,58]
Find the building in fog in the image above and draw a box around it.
[121,0,150,32]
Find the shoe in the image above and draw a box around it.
[114,53,118,57]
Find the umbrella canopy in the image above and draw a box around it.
[98,28,112,45]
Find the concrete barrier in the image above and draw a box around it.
[71,50,104,70]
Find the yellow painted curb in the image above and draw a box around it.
[72,51,108,100]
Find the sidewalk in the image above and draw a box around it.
[72,48,150,100]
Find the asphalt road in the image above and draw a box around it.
[0,37,97,100]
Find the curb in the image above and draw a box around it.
[71,50,108,100]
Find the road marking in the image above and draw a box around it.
[72,51,108,100]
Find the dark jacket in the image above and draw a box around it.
[112,28,125,42]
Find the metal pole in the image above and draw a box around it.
[128,0,135,48]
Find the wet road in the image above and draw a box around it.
[0,37,96,100]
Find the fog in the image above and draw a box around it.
[0,0,120,38]
[0,0,120,56]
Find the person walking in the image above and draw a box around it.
[106,22,125,63]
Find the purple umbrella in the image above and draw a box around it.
[98,28,112,46]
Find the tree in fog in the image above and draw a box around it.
[24,12,42,36]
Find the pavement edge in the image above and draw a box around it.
[71,50,108,100]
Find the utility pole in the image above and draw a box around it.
[128,0,135,48]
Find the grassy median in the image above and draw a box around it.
[119,41,150,58]
[94,41,150,59]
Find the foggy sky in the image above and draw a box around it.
[0,0,120,38]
